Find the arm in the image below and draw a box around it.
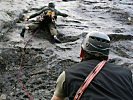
[55,10,68,17]
[51,96,64,100]
[51,71,66,100]
[28,7,49,19]
[29,9,44,19]
[30,6,47,11]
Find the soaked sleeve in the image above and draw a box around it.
[53,71,66,97]
[55,9,67,17]
[29,8,46,19]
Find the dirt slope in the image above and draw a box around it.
[0,0,133,99]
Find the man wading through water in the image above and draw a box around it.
[20,2,68,43]
[51,32,133,100]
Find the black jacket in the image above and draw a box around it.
[63,60,133,100]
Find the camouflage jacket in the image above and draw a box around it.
[29,6,68,19]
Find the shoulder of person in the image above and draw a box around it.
[106,61,131,72]
[53,8,60,12]
[42,6,49,11]
[43,6,48,9]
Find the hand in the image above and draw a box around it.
[36,16,43,21]
[25,16,30,21]
[63,14,68,17]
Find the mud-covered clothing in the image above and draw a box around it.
[27,19,57,35]
[29,7,68,19]
[27,7,67,36]
[53,60,133,100]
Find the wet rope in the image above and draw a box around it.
[74,60,107,100]
[18,29,39,100]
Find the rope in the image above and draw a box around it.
[74,60,107,100]
[18,29,39,100]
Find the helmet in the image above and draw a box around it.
[48,2,55,8]
[81,32,110,56]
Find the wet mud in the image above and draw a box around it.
[0,0,133,99]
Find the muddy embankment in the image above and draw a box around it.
[0,0,133,100]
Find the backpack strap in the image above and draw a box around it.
[74,60,107,100]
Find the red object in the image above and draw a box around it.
[18,30,39,100]
[74,60,107,100]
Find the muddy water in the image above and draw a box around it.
[0,0,133,100]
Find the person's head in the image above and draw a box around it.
[48,2,55,8]
[80,31,110,61]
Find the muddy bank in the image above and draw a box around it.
[0,0,133,100]
[0,47,77,99]
[0,0,33,37]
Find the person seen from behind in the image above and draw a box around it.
[51,31,133,100]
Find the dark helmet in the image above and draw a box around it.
[48,2,55,8]
[81,32,110,57]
